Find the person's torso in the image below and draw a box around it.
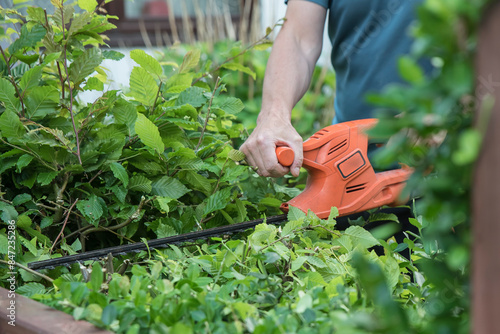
[324,0,427,122]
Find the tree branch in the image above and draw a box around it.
[0,260,54,283]
[195,76,220,152]
[50,198,79,254]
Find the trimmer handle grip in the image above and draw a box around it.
[276,147,294,167]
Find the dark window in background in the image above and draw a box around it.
[104,0,257,48]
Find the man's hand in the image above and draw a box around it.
[240,113,303,178]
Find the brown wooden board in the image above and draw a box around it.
[473,1,500,333]
[0,287,112,334]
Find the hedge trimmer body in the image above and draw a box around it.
[278,118,412,218]
[29,119,411,270]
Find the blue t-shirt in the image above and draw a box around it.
[286,0,426,123]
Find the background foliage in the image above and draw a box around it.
[0,0,491,333]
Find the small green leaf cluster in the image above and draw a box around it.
[28,210,431,334]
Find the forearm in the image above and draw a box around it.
[259,2,325,124]
[260,36,317,121]
[240,0,326,178]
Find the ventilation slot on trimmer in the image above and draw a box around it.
[346,183,366,193]
[328,139,347,155]
[310,129,329,140]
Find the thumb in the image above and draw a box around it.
[290,144,303,177]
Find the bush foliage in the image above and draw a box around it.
[0,0,491,333]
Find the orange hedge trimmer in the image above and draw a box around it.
[29,119,411,270]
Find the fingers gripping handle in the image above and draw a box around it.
[276,147,294,167]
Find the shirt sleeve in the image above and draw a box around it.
[284,0,330,9]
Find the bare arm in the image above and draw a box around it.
[240,0,327,177]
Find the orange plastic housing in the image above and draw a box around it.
[277,119,412,218]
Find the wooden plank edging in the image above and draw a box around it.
[0,286,112,334]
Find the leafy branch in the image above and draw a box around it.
[58,4,82,165]
[195,76,221,152]
[0,260,54,283]
[80,196,148,251]
[0,45,26,117]
[193,19,283,84]
[50,198,79,254]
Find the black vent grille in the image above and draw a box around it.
[328,139,347,155]
[346,183,366,193]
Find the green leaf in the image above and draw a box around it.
[227,149,246,162]
[155,197,172,213]
[128,175,152,193]
[287,206,306,222]
[306,256,327,268]
[135,113,164,153]
[40,216,53,229]
[0,234,8,254]
[184,170,212,193]
[111,185,127,203]
[14,53,39,65]
[102,50,125,61]
[221,62,256,80]
[156,223,177,238]
[179,49,201,73]
[452,129,481,165]
[130,49,162,77]
[16,154,33,172]
[112,99,137,127]
[90,262,103,291]
[368,212,399,223]
[25,86,59,119]
[37,171,59,186]
[128,67,158,106]
[109,162,129,187]
[67,11,92,36]
[84,77,104,91]
[176,86,207,108]
[69,47,103,86]
[295,294,313,313]
[12,193,32,206]
[254,41,273,50]
[52,3,74,25]
[282,220,303,237]
[344,226,380,249]
[101,304,117,326]
[0,202,18,221]
[0,110,25,138]
[151,176,190,199]
[166,73,194,93]
[214,97,245,115]
[203,188,232,216]
[291,256,307,271]
[19,235,37,255]
[19,66,43,92]
[398,56,424,85]
[259,197,282,208]
[0,78,20,112]
[17,214,32,229]
[27,7,47,24]
[16,282,46,297]
[78,0,98,12]
[77,195,104,226]
[383,256,400,290]
[9,24,46,55]
[249,223,277,248]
